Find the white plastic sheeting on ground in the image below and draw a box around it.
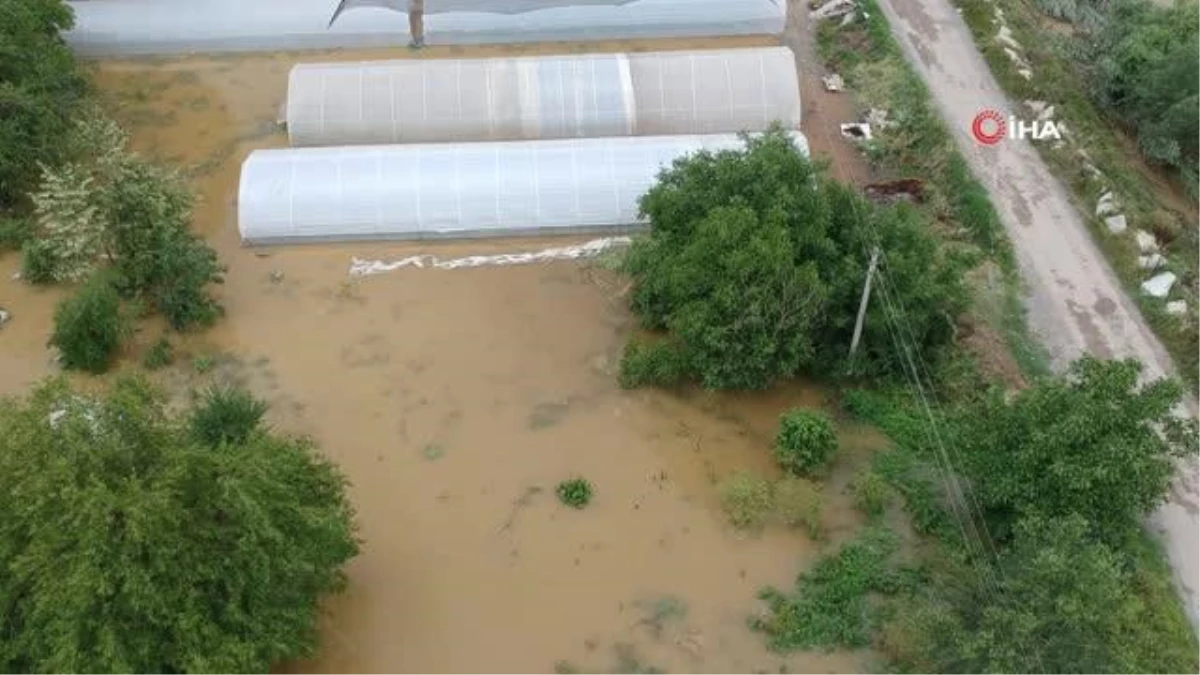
[348,237,631,276]
[64,0,787,57]
[286,47,800,146]
[237,131,810,245]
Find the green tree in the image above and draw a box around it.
[48,272,129,373]
[774,408,839,477]
[958,356,1198,541]
[622,128,971,389]
[0,378,360,672]
[0,0,87,209]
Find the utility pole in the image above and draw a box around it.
[849,246,881,357]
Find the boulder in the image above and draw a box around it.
[1141,271,1176,298]
[1104,214,1127,234]
[822,73,844,92]
[1166,300,1188,316]
[1095,190,1118,216]
[1134,229,1159,253]
[1138,253,1165,270]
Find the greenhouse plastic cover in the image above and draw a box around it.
[286,47,800,146]
[237,131,810,244]
[64,0,786,57]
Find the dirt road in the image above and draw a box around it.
[870,0,1199,625]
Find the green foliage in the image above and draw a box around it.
[0,0,87,209]
[617,337,689,389]
[48,272,129,373]
[0,215,33,250]
[753,527,899,650]
[774,409,839,477]
[772,477,824,539]
[193,354,215,374]
[718,471,774,529]
[19,238,57,284]
[1077,0,1199,176]
[142,335,174,370]
[0,377,360,672]
[556,477,594,509]
[189,385,270,448]
[851,468,893,518]
[623,127,972,389]
[959,356,1198,541]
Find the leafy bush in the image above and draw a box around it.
[773,477,824,539]
[142,335,174,370]
[0,377,359,672]
[774,409,839,477]
[617,337,689,389]
[20,239,57,285]
[718,472,774,529]
[958,356,1198,542]
[0,216,34,250]
[0,0,87,210]
[753,527,899,650]
[851,468,893,518]
[189,385,270,448]
[29,161,104,282]
[48,273,128,373]
[556,478,594,509]
[623,127,971,389]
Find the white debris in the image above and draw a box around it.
[1025,100,1048,115]
[10,271,20,281]
[811,0,856,20]
[1017,68,1034,80]
[864,108,892,129]
[349,237,631,277]
[0,308,9,327]
[1036,104,1056,121]
[1003,47,1025,65]
[1166,300,1189,316]
[1141,271,1177,298]
[839,10,856,25]
[822,73,844,92]
[47,410,67,428]
[1095,191,1119,217]
[1104,214,1128,235]
[1134,229,1159,253]
[840,123,873,141]
[1139,253,1166,270]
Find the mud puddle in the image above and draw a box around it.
[0,34,881,674]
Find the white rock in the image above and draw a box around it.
[10,271,20,281]
[839,11,856,25]
[1095,191,1118,216]
[1017,68,1034,80]
[0,308,9,327]
[1139,253,1165,270]
[822,73,845,92]
[1134,229,1159,253]
[47,410,67,428]
[1104,214,1127,234]
[1141,272,1177,298]
[864,108,892,128]
[1166,300,1188,316]
[997,26,1021,49]
[1003,47,1025,64]
[811,0,856,20]
[1036,104,1055,121]
[1025,99,1048,115]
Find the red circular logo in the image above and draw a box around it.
[971,109,1007,145]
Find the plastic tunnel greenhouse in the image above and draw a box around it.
[64,0,786,57]
[285,47,801,147]
[237,131,810,245]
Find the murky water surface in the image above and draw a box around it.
[0,36,882,673]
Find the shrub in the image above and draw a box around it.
[0,216,34,250]
[0,377,359,672]
[617,338,689,389]
[48,273,128,373]
[556,477,594,509]
[189,385,269,448]
[20,239,57,285]
[142,335,174,370]
[773,477,824,539]
[718,471,774,529]
[851,468,893,518]
[774,409,839,477]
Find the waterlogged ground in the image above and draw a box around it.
[0,34,886,673]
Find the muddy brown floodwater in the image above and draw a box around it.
[0,30,887,675]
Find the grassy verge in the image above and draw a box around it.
[814,3,1050,381]
[952,0,1199,390]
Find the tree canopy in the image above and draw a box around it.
[0,378,360,673]
[0,0,87,209]
[957,355,1198,541]
[621,128,972,389]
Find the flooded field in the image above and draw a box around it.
[0,20,886,674]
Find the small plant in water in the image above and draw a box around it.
[193,354,215,374]
[143,335,175,370]
[556,477,594,509]
[421,443,446,461]
[719,471,774,530]
[189,385,269,448]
